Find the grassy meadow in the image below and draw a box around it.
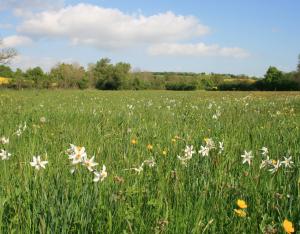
[0,90,300,233]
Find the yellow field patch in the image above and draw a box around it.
[223,78,256,84]
[0,77,11,85]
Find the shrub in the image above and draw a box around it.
[165,82,197,91]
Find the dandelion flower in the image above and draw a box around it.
[283,219,294,234]
[131,139,137,145]
[30,156,48,170]
[147,144,153,150]
[162,150,167,156]
[234,209,246,217]
[237,199,247,209]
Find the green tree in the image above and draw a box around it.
[25,67,45,86]
[50,63,86,88]
[0,65,13,77]
[264,66,283,83]
[93,58,131,90]
[297,54,300,73]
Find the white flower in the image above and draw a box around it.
[198,145,210,157]
[218,141,224,154]
[40,117,46,123]
[126,163,144,174]
[0,149,11,160]
[143,157,156,168]
[280,156,294,168]
[184,145,195,158]
[0,137,9,145]
[93,165,107,182]
[68,145,87,164]
[30,156,48,170]
[83,156,98,171]
[177,155,192,166]
[261,147,268,156]
[259,156,272,169]
[15,129,22,137]
[269,160,281,174]
[241,150,253,165]
[204,138,215,150]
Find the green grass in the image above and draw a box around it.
[0,90,299,233]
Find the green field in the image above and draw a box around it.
[0,90,299,233]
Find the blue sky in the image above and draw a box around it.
[0,0,299,76]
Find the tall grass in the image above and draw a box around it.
[0,90,299,233]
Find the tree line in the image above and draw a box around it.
[1,39,300,91]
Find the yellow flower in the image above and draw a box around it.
[234,209,246,217]
[171,138,176,143]
[131,139,137,145]
[283,219,294,234]
[237,199,247,209]
[162,150,167,156]
[147,144,153,150]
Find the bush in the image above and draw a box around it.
[218,82,255,91]
[165,82,197,91]
[77,78,89,90]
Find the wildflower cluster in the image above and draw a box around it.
[66,144,107,182]
[241,147,294,174]
[177,138,224,166]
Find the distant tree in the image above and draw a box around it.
[94,58,130,90]
[264,66,283,83]
[50,63,86,88]
[25,67,45,86]
[0,39,17,64]
[297,54,300,73]
[0,65,14,77]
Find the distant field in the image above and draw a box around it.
[0,77,11,85]
[0,90,299,233]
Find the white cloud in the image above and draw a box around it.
[1,35,32,48]
[148,43,249,58]
[0,0,64,12]
[17,4,210,49]
[0,23,13,29]
[12,55,73,71]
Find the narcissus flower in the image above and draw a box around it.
[241,150,253,165]
[283,219,294,234]
[30,156,48,170]
[0,137,9,145]
[83,156,98,171]
[237,199,247,209]
[93,165,107,182]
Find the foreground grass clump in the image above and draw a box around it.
[0,90,299,233]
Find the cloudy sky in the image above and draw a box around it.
[0,0,299,76]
